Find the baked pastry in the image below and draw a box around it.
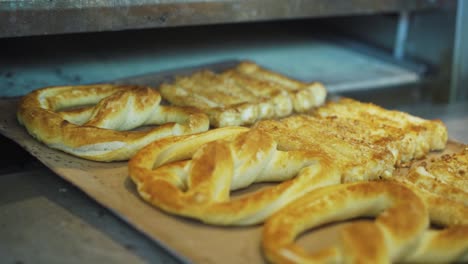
[252,116,396,183]
[128,98,448,225]
[262,180,468,264]
[129,126,339,225]
[392,145,468,226]
[263,147,468,263]
[256,96,447,182]
[159,61,327,127]
[17,84,209,161]
[262,181,429,263]
[315,98,448,164]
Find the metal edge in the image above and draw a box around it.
[0,0,455,38]
[450,0,468,102]
[322,34,428,76]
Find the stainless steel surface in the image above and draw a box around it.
[0,0,455,38]
[450,0,468,102]
[0,101,466,263]
[326,9,461,102]
[393,11,409,60]
[0,28,422,97]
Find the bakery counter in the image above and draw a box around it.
[0,101,466,263]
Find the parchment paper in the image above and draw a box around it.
[0,63,464,264]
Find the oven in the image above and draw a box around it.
[1,1,467,263]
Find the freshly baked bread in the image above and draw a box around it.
[315,98,448,164]
[392,145,468,226]
[128,98,448,225]
[262,180,468,264]
[252,116,396,183]
[159,61,327,127]
[262,146,468,264]
[17,84,209,161]
[129,126,340,225]
[254,97,447,182]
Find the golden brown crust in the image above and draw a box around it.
[159,61,327,127]
[392,145,468,226]
[314,98,448,164]
[262,181,429,264]
[129,125,341,225]
[17,84,209,161]
[263,182,468,264]
[252,116,396,183]
[128,98,449,226]
[262,146,468,264]
[404,226,468,263]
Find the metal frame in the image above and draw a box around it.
[450,0,468,102]
[0,0,454,38]
[394,11,410,60]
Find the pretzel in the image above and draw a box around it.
[159,61,327,127]
[128,101,446,225]
[253,116,397,183]
[262,181,429,264]
[129,126,341,225]
[390,146,467,226]
[17,84,209,161]
[315,98,448,164]
[263,181,468,263]
[128,105,418,225]
[263,146,468,264]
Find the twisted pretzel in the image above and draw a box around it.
[262,181,429,264]
[129,126,340,226]
[17,84,209,161]
[159,61,327,127]
[315,98,448,164]
[263,146,468,264]
[253,116,397,183]
[392,146,468,226]
[128,104,439,225]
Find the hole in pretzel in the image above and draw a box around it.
[296,218,373,254]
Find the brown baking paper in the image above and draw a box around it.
[1,63,464,264]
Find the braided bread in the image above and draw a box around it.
[252,117,396,183]
[128,97,448,225]
[129,126,340,225]
[17,84,209,161]
[392,146,468,226]
[159,61,327,127]
[263,146,468,264]
[263,181,468,263]
[262,181,429,264]
[315,98,448,165]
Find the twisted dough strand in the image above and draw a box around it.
[391,146,468,263]
[263,146,468,264]
[17,84,209,161]
[128,101,447,225]
[262,181,429,264]
[129,127,340,225]
[315,98,448,164]
[159,61,327,127]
